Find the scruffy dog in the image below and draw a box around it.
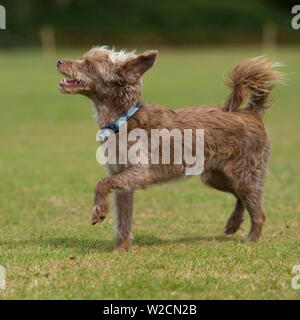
[57,47,282,250]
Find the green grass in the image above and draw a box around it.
[0,47,300,299]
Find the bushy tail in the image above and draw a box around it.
[223,56,283,114]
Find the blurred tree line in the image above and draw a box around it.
[1,0,299,47]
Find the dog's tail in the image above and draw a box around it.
[223,56,283,114]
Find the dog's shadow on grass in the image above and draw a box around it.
[134,234,244,248]
[1,234,243,255]
[1,238,113,254]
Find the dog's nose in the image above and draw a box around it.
[57,60,64,67]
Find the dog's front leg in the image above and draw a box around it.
[91,177,112,225]
[91,166,151,227]
[114,191,134,251]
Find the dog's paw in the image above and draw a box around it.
[115,237,131,252]
[224,225,238,235]
[224,219,242,235]
[245,232,260,242]
[91,200,109,225]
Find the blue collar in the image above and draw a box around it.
[98,102,141,140]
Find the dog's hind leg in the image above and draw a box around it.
[201,169,245,234]
[233,167,267,242]
[224,198,244,235]
[114,191,134,251]
[236,157,268,241]
[238,190,266,242]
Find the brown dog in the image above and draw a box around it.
[57,47,282,250]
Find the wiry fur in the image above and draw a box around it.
[57,47,283,251]
[223,56,283,114]
[94,46,137,64]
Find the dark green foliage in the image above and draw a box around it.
[2,0,298,47]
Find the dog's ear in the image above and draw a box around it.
[119,50,158,83]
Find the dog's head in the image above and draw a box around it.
[57,46,158,99]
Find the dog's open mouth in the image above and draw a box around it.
[59,78,87,88]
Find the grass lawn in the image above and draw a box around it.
[0,46,299,299]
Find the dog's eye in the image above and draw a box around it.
[83,60,92,69]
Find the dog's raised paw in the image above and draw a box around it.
[91,204,108,225]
